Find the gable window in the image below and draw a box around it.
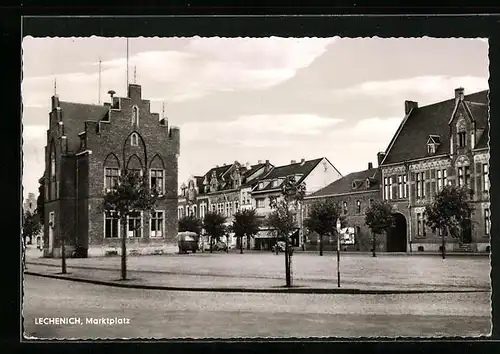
[131,133,138,146]
[150,211,164,238]
[343,201,348,215]
[403,175,408,198]
[132,106,139,126]
[127,213,142,238]
[272,180,279,188]
[485,208,491,235]
[256,198,265,209]
[356,200,361,214]
[105,167,120,190]
[104,211,120,238]
[427,144,436,154]
[397,175,403,199]
[150,169,164,194]
[458,131,466,148]
[483,164,489,193]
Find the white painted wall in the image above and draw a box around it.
[302,158,343,194]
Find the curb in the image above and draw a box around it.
[24,271,489,295]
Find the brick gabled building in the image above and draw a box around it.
[42,83,180,258]
[379,87,490,253]
[304,162,382,251]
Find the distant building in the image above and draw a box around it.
[41,83,180,258]
[251,157,343,250]
[304,162,382,251]
[23,192,41,245]
[379,87,490,253]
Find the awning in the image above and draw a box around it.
[255,230,276,239]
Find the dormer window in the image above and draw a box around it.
[365,179,371,189]
[272,180,279,188]
[427,135,441,155]
[130,133,139,146]
[259,182,264,189]
[352,181,357,189]
[427,144,436,154]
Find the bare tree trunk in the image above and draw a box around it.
[442,227,446,260]
[240,236,244,254]
[210,236,213,253]
[61,235,67,274]
[121,218,127,280]
[372,231,377,257]
[284,234,291,287]
[319,234,323,256]
[275,238,279,255]
[247,235,250,250]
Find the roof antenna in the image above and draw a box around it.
[162,102,165,117]
[134,65,137,84]
[126,38,129,93]
[98,57,102,104]
[54,77,57,96]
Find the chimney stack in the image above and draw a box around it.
[246,162,250,169]
[51,95,60,110]
[404,100,418,115]
[290,160,296,164]
[300,158,305,165]
[377,152,386,166]
[368,162,373,170]
[455,87,465,102]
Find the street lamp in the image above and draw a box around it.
[336,218,341,287]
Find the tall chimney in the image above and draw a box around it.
[300,158,306,165]
[455,87,465,103]
[377,152,386,166]
[404,100,418,115]
[290,160,296,164]
[368,162,373,170]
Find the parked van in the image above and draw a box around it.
[178,232,199,254]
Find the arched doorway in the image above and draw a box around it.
[387,213,407,252]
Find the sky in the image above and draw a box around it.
[21,36,489,201]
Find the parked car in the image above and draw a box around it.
[214,241,228,252]
[178,232,199,254]
[272,241,286,253]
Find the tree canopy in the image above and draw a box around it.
[232,208,261,238]
[203,211,227,241]
[23,210,41,245]
[364,200,395,235]
[424,185,472,239]
[304,199,342,237]
[178,214,203,234]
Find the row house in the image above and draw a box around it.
[41,83,180,258]
[250,157,343,250]
[379,87,490,253]
[303,162,382,252]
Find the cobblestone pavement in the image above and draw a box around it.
[22,275,491,339]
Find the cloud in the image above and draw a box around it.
[335,75,489,103]
[22,37,336,107]
[181,114,343,147]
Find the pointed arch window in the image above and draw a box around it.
[131,133,139,146]
[49,145,57,200]
[132,106,139,126]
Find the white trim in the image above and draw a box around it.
[77,131,86,136]
[150,210,165,238]
[149,168,165,195]
[103,211,121,239]
[126,211,144,238]
[76,149,92,156]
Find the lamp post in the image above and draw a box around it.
[336,218,341,287]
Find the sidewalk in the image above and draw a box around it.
[24,261,490,295]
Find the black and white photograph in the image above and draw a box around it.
[21,35,491,339]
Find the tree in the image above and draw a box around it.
[265,176,306,287]
[232,208,261,254]
[424,185,473,259]
[365,200,395,257]
[102,170,159,280]
[23,210,41,247]
[304,199,342,256]
[36,177,45,224]
[178,214,203,234]
[203,212,227,253]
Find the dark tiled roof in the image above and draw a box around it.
[308,168,380,198]
[382,90,489,165]
[243,163,265,179]
[59,101,109,152]
[476,124,489,150]
[252,158,323,193]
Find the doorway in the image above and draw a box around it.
[461,218,472,243]
[387,213,407,252]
